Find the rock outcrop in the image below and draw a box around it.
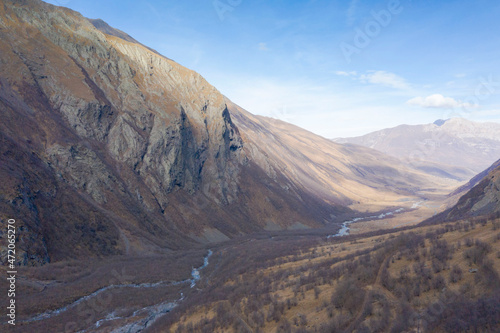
[444,161,500,220]
[0,0,344,265]
[0,0,455,266]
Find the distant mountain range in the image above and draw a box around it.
[334,118,500,181]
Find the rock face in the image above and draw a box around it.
[0,0,347,265]
[334,118,500,181]
[448,159,500,199]
[0,0,455,266]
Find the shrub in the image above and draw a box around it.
[464,240,491,265]
[432,274,446,290]
[276,318,292,333]
[449,265,463,283]
[331,277,364,315]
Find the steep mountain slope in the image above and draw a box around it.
[449,159,500,198]
[0,0,456,266]
[448,162,500,218]
[422,159,500,224]
[0,0,345,265]
[229,102,458,213]
[334,118,500,181]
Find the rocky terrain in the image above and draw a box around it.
[0,0,456,267]
[423,159,500,224]
[1,2,500,332]
[334,118,500,181]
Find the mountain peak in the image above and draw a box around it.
[433,119,447,126]
[433,117,472,127]
[335,117,500,180]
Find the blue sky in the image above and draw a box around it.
[45,0,500,138]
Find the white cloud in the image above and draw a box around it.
[214,75,429,138]
[407,94,476,109]
[335,70,410,90]
[359,70,410,90]
[335,70,357,77]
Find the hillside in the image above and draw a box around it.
[423,160,500,225]
[334,118,500,181]
[449,159,500,199]
[229,102,459,214]
[5,209,498,332]
[1,1,499,332]
[0,0,459,266]
[0,0,355,265]
[150,218,500,333]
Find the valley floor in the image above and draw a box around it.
[4,215,499,332]
[157,217,500,333]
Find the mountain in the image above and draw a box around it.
[334,118,500,181]
[449,158,500,198]
[0,0,343,264]
[0,0,453,266]
[228,102,455,213]
[422,159,500,224]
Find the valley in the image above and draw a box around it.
[0,0,499,332]
[156,216,500,333]
[5,212,497,332]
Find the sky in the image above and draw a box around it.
[44,0,500,138]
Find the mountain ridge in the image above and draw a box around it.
[333,118,500,181]
[0,0,463,266]
[228,101,458,212]
[0,0,347,264]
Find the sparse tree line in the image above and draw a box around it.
[151,216,500,332]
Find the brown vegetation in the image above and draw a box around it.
[151,216,500,333]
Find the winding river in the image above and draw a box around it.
[327,207,406,238]
[22,250,213,332]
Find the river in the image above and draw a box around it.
[21,250,213,333]
[327,207,406,238]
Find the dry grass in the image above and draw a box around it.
[160,218,500,333]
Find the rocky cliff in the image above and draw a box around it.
[0,0,350,265]
[0,0,456,266]
[444,161,500,220]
